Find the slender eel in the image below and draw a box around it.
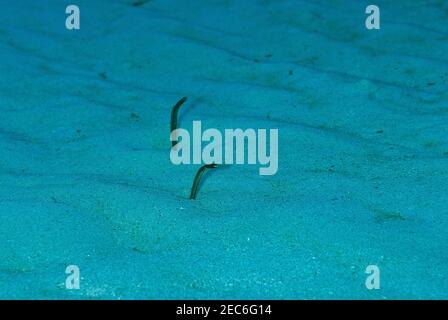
[170,97,188,147]
[190,164,218,200]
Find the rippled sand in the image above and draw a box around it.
[0,0,447,299]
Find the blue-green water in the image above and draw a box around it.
[0,0,447,299]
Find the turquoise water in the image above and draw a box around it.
[0,0,447,299]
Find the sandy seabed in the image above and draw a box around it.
[0,0,447,299]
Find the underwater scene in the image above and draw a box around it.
[0,0,447,299]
